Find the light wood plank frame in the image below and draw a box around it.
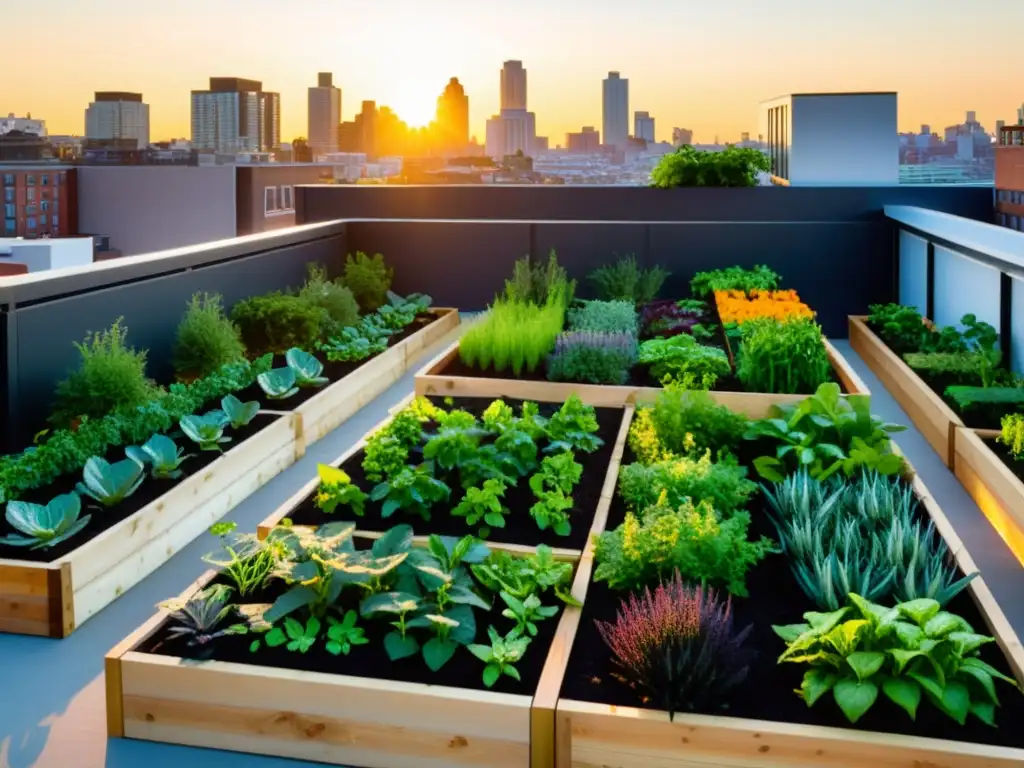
[849,314,964,468]
[0,412,302,638]
[295,307,459,447]
[553,439,1024,768]
[954,427,1024,567]
[414,337,868,412]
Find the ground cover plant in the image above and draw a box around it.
[866,303,1024,431]
[559,383,1024,747]
[276,395,621,551]
[141,521,577,695]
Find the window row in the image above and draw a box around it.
[1,172,65,186]
[264,185,295,215]
[996,189,1024,205]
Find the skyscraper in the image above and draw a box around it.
[487,61,536,160]
[436,77,469,154]
[501,61,527,111]
[85,92,150,149]
[308,72,341,157]
[603,72,629,149]
[634,111,655,143]
[191,77,280,153]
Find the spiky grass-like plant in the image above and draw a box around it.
[596,571,753,718]
[460,295,565,375]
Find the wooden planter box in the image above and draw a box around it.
[414,338,867,411]
[0,413,302,638]
[954,427,1024,566]
[256,394,634,565]
[104,406,627,768]
[553,446,1024,768]
[849,315,963,468]
[296,307,460,447]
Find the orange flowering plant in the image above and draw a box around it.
[714,289,815,325]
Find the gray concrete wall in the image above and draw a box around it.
[77,166,237,256]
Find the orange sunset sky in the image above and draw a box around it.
[6,0,1023,146]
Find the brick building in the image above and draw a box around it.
[995,126,1024,232]
[1,167,77,238]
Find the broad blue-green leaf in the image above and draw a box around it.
[449,584,491,610]
[832,678,878,723]
[384,631,419,661]
[446,604,477,645]
[372,525,414,557]
[422,637,457,671]
[882,676,921,720]
[359,591,420,617]
[264,585,317,623]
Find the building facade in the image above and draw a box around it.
[672,127,694,146]
[500,61,527,111]
[566,127,600,153]
[995,125,1024,232]
[85,92,150,149]
[602,72,629,149]
[1,167,76,238]
[307,72,341,157]
[0,114,46,136]
[436,77,470,155]
[634,111,655,143]
[760,92,898,186]
[191,78,280,153]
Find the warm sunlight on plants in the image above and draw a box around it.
[714,289,814,324]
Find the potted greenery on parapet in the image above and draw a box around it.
[650,145,772,188]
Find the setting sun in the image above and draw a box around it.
[386,81,439,128]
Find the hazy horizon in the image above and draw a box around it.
[7,0,1023,145]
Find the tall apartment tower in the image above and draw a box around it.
[602,72,629,149]
[191,77,280,153]
[308,72,341,157]
[501,61,527,111]
[85,92,150,149]
[436,77,470,154]
[634,111,655,143]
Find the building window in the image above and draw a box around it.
[54,174,61,186]
[3,188,11,203]
[26,175,35,186]
[41,200,48,212]
[3,219,14,234]
[2,174,13,185]
[281,185,294,210]
[25,205,36,215]
[40,214,47,226]
[3,203,13,218]
[264,186,279,214]
[52,199,59,212]
[41,175,49,186]
[27,216,36,229]
[26,188,35,202]
[52,214,59,227]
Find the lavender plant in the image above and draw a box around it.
[546,331,638,385]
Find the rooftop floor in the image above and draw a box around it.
[2,336,1022,768]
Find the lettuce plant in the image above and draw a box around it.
[468,626,532,687]
[370,465,451,520]
[126,434,193,479]
[221,394,259,428]
[638,334,730,388]
[544,395,603,454]
[76,456,145,506]
[639,300,703,339]
[285,348,329,388]
[528,451,582,535]
[471,545,578,606]
[596,571,754,719]
[530,489,574,536]
[362,409,422,481]
[774,593,1018,726]
[452,478,509,536]
[180,412,232,452]
[0,493,91,549]
[257,367,299,399]
[500,590,558,637]
[422,418,486,470]
[315,464,368,517]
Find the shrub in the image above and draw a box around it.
[867,303,972,355]
[764,470,976,611]
[343,252,393,312]
[638,334,730,388]
[299,264,360,333]
[460,296,565,376]
[618,451,756,517]
[736,318,832,394]
[640,300,703,338]
[503,250,575,308]
[51,318,158,427]
[230,292,325,356]
[903,351,987,386]
[999,413,1024,460]
[944,386,1024,411]
[172,293,246,380]
[650,145,771,189]
[596,572,753,719]
[587,255,669,305]
[547,331,637,385]
[690,265,780,297]
[647,384,750,457]
[593,493,773,595]
[568,300,638,336]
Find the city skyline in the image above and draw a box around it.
[5,0,1024,144]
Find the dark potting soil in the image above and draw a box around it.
[0,413,281,563]
[284,397,624,552]
[230,314,438,409]
[561,482,1024,749]
[137,569,564,697]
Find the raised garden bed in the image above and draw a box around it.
[0,412,301,637]
[849,315,963,467]
[953,427,1024,566]
[548,386,1024,768]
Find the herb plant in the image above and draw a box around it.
[690,264,781,296]
[471,544,578,605]
[502,250,576,308]
[468,626,532,687]
[203,522,277,597]
[452,478,509,536]
[642,384,750,458]
[500,590,559,637]
[460,295,566,376]
[343,251,394,311]
[568,300,640,335]
[298,264,360,334]
[547,331,638,385]
[325,611,369,655]
[362,408,423,481]
[76,456,145,506]
[640,300,703,339]
[651,145,772,189]
[370,465,451,520]
[0,493,90,549]
[172,293,246,380]
[544,395,604,454]
[735,318,832,394]
[160,584,243,648]
[267,616,321,653]
[230,293,325,356]
[315,464,368,516]
[998,413,1024,459]
[618,451,756,517]
[587,256,669,305]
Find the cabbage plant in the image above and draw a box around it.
[257,367,298,399]
[0,493,91,549]
[285,348,329,387]
[221,394,260,428]
[126,434,193,479]
[180,412,232,452]
[76,456,145,506]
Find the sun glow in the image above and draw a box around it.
[387,82,438,129]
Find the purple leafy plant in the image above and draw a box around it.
[595,570,754,718]
[640,301,703,339]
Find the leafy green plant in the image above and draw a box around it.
[285,348,329,387]
[471,544,578,605]
[502,250,576,308]
[529,451,583,496]
[651,145,772,189]
[298,263,360,334]
[903,352,989,387]
[266,616,321,653]
[690,265,781,297]
[587,256,669,305]
[452,479,509,536]
[343,251,394,311]
[945,386,1024,411]
[998,413,1024,459]
[545,395,604,454]
[180,412,232,452]
[468,626,532,687]
[746,383,907,481]
[362,409,423,481]
[51,318,158,427]
[773,593,1018,726]
[370,465,451,520]
[315,464,368,516]
[0,493,90,549]
[203,522,277,597]
[529,490,574,536]
[460,294,566,376]
[618,451,756,517]
[547,332,638,386]
[594,493,773,594]
[642,384,750,458]
[359,590,423,661]
[325,611,369,656]
[160,584,243,648]
[257,367,299,399]
[230,292,326,357]
[736,318,832,394]
[867,303,969,356]
[172,293,247,380]
[422,417,486,470]
[221,394,259,428]
[376,291,431,330]
[638,334,730,388]
[126,434,193,479]
[76,456,145,506]
[500,590,559,637]
[568,299,640,335]
[318,324,388,363]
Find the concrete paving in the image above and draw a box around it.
[1,338,1021,768]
